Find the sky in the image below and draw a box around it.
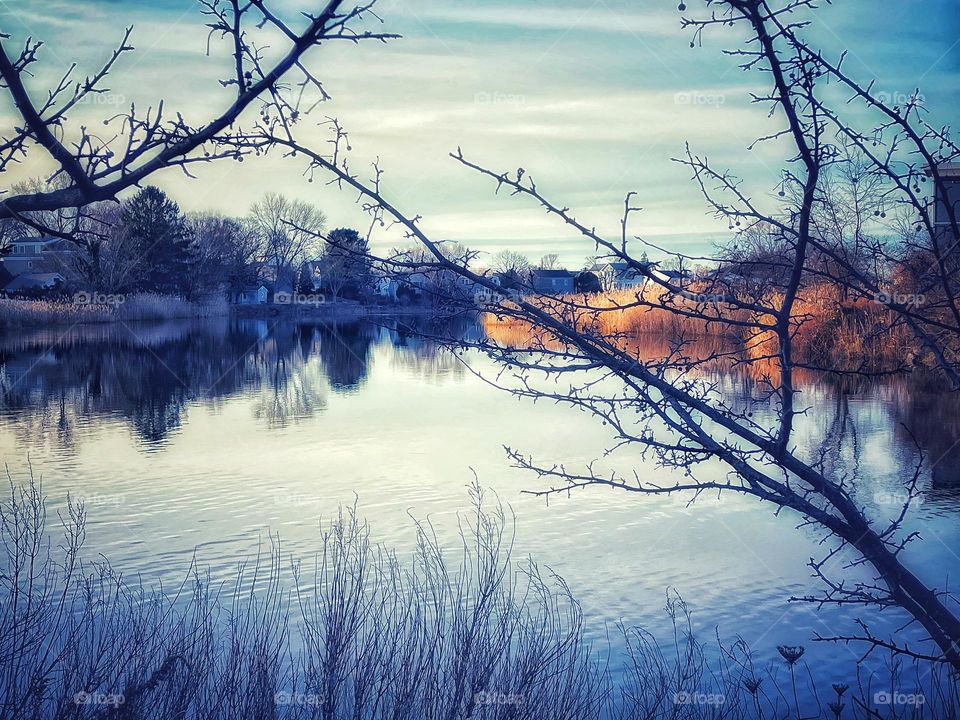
[0,0,958,266]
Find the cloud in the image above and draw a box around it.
[404,2,684,38]
[0,0,956,264]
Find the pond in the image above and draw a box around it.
[1,316,959,689]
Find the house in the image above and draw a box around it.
[4,272,66,294]
[301,260,324,292]
[934,162,960,228]
[473,282,507,307]
[589,262,649,291]
[394,270,433,303]
[1,236,83,279]
[490,271,529,298]
[531,269,576,295]
[232,284,269,304]
[373,274,399,301]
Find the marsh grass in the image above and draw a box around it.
[0,294,228,328]
[484,283,920,374]
[1,477,955,719]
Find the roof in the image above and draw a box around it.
[937,162,960,178]
[5,272,65,291]
[11,236,60,247]
[532,269,576,278]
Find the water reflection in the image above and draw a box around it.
[0,316,472,445]
[1,317,958,487]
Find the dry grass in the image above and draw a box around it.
[0,293,228,328]
[589,286,728,338]
[484,282,920,373]
[3,476,956,719]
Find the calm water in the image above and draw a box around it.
[2,317,959,686]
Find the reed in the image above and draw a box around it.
[1,476,955,719]
[0,294,228,328]
[484,283,921,373]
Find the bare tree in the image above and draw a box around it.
[248,193,326,286]
[538,253,560,270]
[277,0,960,670]
[491,249,531,278]
[188,212,264,298]
[0,1,394,230]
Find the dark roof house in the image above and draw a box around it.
[531,269,576,295]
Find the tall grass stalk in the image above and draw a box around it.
[1,477,956,719]
[0,294,228,328]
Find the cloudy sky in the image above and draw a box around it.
[1,0,958,265]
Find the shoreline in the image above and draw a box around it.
[0,295,460,329]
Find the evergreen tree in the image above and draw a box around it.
[320,228,373,301]
[119,187,195,296]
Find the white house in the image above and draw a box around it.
[233,284,269,304]
[2,237,81,278]
[589,262,648,291]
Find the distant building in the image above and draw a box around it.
[232,284,269,304]
[650,267,692,286]
[589,262,648,291]
[473,282,507,307]
[490,271,529,299]
[934,162,960,228]
[373,274,398,301]
[2,236,82,279]
[531,269,576,294]
[4,272,66,293]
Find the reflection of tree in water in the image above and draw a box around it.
[0,317,480,447]
[890,378,960,490]
[775,373,960,500]
[316,321,378,391]
[1,321,265,446]
[665,365,960,505]
[251,323,329,428]
[380,316,470,382]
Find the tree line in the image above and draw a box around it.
[0,183,376,301]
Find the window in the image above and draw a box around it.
[935,178,960,226]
